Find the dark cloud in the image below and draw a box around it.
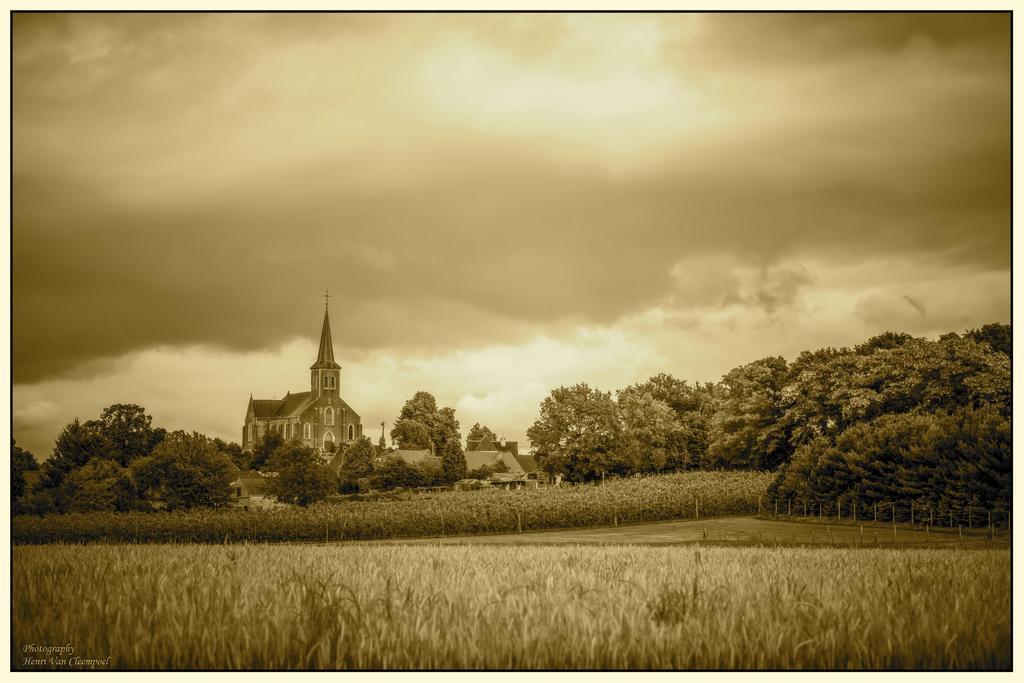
[13,13,1010,384]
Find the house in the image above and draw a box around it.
[464,449,522,475]
[228,470,276,509]
[391,449,437,466]
[466,435,519,457]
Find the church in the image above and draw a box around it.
[242,302,363,456]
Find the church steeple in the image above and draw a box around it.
[311,295,341,370]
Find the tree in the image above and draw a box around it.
[467,458,510,480]
[618,374,713,468]
[248,430,285,471]
[440,439,467,482]
[390,419,432,450]
[769,406,1010,519]
[38,419,113,491]
[11,440,38,508]
[85,403,159,466]
[57,457,138,513]
[527,383,625,482]
[466,423,498,447]
[372,454,431,490]
[132,431,235,510]
[213,438,248,469]
[965,322,1011,357]
[707,357,791,469]
[338,436,376,493]
[264,442,337,506]
[393,391,462,456]
[618,391,680,473]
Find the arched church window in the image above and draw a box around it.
[348,424,354,441]
[326,407,334,426]
[303,423,311,440]
[323,432,334,450]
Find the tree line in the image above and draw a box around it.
[12,323,1009,517]
[528,323,1010,515]
[11,391,485,514]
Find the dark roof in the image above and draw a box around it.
[277,392,314,417]
[513,454,539,472]
[392,449,436,464]
[467,436,518,456]
[311,308,341,370]
[251,399,284,418]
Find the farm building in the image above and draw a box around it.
[228,470,276,509]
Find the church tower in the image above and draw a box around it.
[311,304,341,399]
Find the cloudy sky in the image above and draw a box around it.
[13,12,1010,458]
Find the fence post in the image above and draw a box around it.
[874,503,878,523]
[517,512,522,533]
[837,498,841,522]
[989,510,993,540]
[774,499,778,518]
[969,509,973,528]
[860,524,864,544]
[911,504,914,527]
[696,497,700,519]
[853,501,857,523]
[958,524,962,541]
[758,495,762,514]
[788,499,792,517]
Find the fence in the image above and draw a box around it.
[754,495,1010,541]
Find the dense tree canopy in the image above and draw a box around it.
[265,443,337,507]
[132,431,235,510]
[528,383,625,482]
[391,391,466,482]
[337,436,376,493]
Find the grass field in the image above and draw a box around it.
[13,544,1010,669]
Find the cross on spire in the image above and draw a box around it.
[324,289,331,309]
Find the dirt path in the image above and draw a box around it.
[366,515,1009,547]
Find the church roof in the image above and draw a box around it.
[277,392,314,417]
[249,392,362,420]
[251,399,285,418]
[311,308,341,370]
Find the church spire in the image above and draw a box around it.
[311,296,341,370]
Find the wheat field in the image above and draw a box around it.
[12,544,1009,670]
